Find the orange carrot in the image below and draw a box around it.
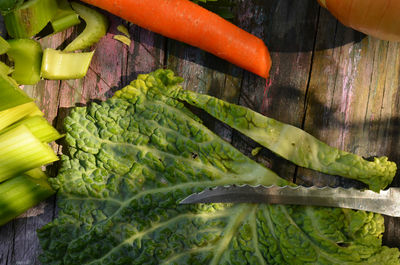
[80,0,271,78]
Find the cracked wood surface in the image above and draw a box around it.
[1,0,400,264]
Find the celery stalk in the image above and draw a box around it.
[7,39,43,85]
[25,167,47,179]
[0,174,54,226]
[0,62,12,75]
[0,125,58,182]
[0,36,10,55]
[41,48,94,80]
[0,72,33,111]
[0,102,41,131]
[0,0,24,13]
[64,2,109,52]
[0,115,62,143]
[51,0,81,33]
[3,0,57,38]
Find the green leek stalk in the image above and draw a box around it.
[64,1,109,52]
[0,102,42,131]
[7,39,43,85]
[0,72,33,112]
[0,36,10,55]
[41,48,94,80]
[3,0,57,38]
[51,0,81,33]
[0,174,55,226]
[0,125,58,182]
[0,115,62,143]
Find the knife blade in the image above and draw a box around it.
[179,185,400,217]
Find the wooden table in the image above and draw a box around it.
[1,0,400,264]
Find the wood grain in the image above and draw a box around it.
[232,0,320,182]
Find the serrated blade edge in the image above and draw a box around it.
[179,185,400,217]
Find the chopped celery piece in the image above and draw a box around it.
[0,36,10,55]
[0,0,24,13]
[7,39,43,85]
[51,0,81,33]
[41,48,94,80]
[0,71,33,111]
[0,62,12,75]
[0,174,54,226]
[27,107,45,117]
[0,125,58,182]
[25,167,47,179]
[3,0,57,38]
[64,2,108,52]
[0,115,62,143]
[0,102,41,131]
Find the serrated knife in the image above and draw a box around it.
[179,185,400,217]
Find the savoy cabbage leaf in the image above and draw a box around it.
[134,70,396,192]
[38,70,400,265]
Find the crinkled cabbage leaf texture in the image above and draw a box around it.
[38,70,400,265]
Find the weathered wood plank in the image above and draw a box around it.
[166,40,242,142]
[232,0,319,182]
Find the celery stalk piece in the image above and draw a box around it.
[0,115,62,143]
[0,36,10,55]
[0,62,12,75]
[64,2,109,52]
[51,0,81,33]
[0,0,24,13]
[7,39,43,85]
[3,0,58,38]
[0,174,54,226]
[0,102,41,131]
[41,48,94,80]
[25,167,47,179]
[0,125,59,182]
[0,72,33,111]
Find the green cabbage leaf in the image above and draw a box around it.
[38,70,399,264]
[139,70,396,192]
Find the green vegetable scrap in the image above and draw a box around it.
[0,0,23,13]
[0,173,55,226]
[64,2,109,52]
[3,0,58,38]
[0,102,41,131]
[0,72,61,226]
[41,48,94,80]
[0,74,33,112]
[0,125,59,183]
[39,69,400,265]
[51,0,81,33]
[0,36,10,55]
[7,38,43,85]
[1,115,62,143]
[113,24,131,46]
[142,70,396,192]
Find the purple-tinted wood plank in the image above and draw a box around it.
[166,40,242,142]
[124,24,166,86]
[232,0,319,181]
